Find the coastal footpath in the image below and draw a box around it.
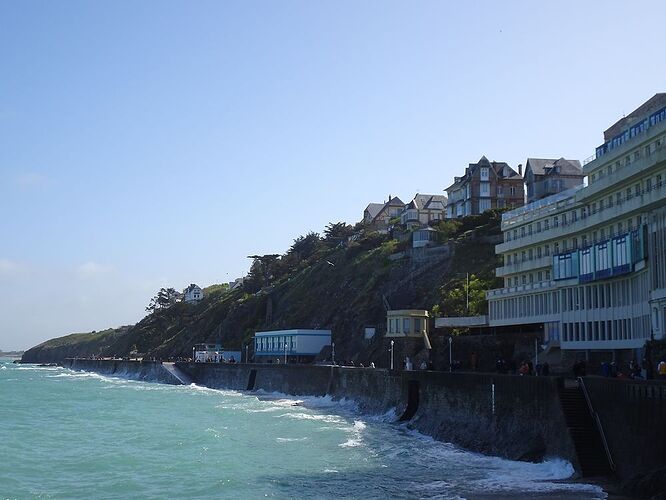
[61,358,666,487]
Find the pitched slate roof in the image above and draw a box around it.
[364,203,384,219]
[526,158,582,177]
[184,284,201,294]
[410,193,448,209]
[386,196,405,207]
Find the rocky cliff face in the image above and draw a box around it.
[22,213,503,364]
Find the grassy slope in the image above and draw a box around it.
[21,327,132,363]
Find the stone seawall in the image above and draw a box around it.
[404,371,577,464]
[583,377,666,481]
[62,359,184,385]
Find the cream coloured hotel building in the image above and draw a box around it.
[487,94,666,355]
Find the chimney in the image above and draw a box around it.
[518,164,523,176]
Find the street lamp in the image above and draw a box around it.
[390,340,395,370]
[284,338,288,364]
[245,344,250,364]
[448,337,453,372]
[331,342,335,365]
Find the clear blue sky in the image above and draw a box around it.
[1,0,665,350]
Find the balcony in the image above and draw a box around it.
[584,116,666,175]
[495,255,552,277]
[500,186,582,231]
[486,280,557,299]
[578,143,666,202]
[401,210,419,224]
[496,180,666,254]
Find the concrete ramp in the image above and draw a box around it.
[162,363,193,385]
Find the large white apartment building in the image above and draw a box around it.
[487,94,666,355]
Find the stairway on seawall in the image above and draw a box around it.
[558,381,612,478]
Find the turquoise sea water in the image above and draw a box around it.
[0,359,605,499]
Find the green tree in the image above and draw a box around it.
[146,287,180,312]
[441,274,489,317]
[288,232,322,262]
[323,222,354,247]
[435,219,462,240]
[244,254,280,292]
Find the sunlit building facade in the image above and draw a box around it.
[488,94,666,354]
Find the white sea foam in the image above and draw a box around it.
[276,437,309,443]
[276,412,344,424]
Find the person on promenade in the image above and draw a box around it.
[658,360,666,379]
[519,361,529,376]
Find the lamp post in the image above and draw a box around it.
[284,338,288,364]
[331,342,335,365]
[192,346,195,363]
[245,344,250,364]
[390,340,395,370]
[449,337,453,372]
[466,273,469,315]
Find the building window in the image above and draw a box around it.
[510,186,516,196]
[480,167,489,180]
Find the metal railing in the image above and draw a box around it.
[577,377,616,473]
[583,153,597,166]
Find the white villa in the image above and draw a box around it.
[184,284,204,303]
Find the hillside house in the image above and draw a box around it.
[524,157,584,203]
[363,196,405,231]
[400,194,448,229]
[184,284,203,303]
[445,156,524,218]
